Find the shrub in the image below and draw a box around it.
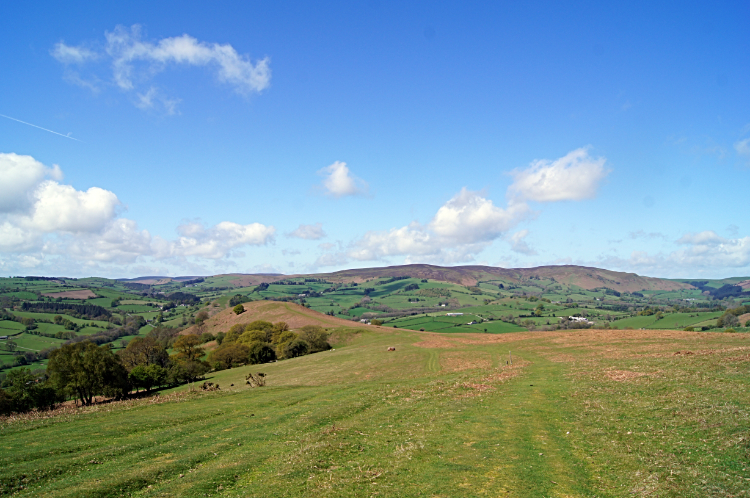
[683,326,695,331]
[195,310,209,325]
[233,304,245,315]
[371,319,383,326]
[725,328,737,333]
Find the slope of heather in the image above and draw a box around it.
[185,300,360,335]
[307,264,692,292]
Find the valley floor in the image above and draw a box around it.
[1,328,749,497]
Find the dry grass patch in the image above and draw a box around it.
[412,336,456,349]
[605,369,648,382]
[42,289,97,299]
[440,351,492,372]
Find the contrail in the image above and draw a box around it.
[0,113,83,142]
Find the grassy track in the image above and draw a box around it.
[1,328,749,496]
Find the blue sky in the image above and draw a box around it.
[1,1,749,279]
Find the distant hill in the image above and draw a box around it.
[306,264,692,293]
[136,264,694,293]
[184,300,362,336]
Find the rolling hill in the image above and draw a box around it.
[184,300,368,336]
[208,264,693,293]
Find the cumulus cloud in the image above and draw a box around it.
[0,153,62,212]
[318,161,368,198]
[29,182,120,233]
[508,147,609,202]
[317,189,532,267]
[52,24,270,111]
[287,222,326,240]
[175,221,275,259]
[430,189,530,243]
[509,230,537,255]
[0,152,276,272]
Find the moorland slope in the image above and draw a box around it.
[193,264,693,293]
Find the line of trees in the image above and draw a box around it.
[20,302,111,320]
[0,324,213,415]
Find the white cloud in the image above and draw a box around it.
[429,188,530,243]
[52,24,270,110]
[63,218,159,263]
[317,189,531,267]
[508,147,609,202]
[51,43,98,64]
[135,87,181,115]
[29,182,120,233]
[287,222,326,240]
[509,230,537,255]
[0,152,276,272]
[175,221,275,259]
[600,230,750,278]
[735,138,750,156]
[0,153,63,212]
[318,161,368,198]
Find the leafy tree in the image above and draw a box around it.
[298,325,331,353]
[146,326,180,349]
[195,310,209,325]
[118,336,169,371]
[238,329,268,344]
[719,313,739,328]
[1,368,59,413]
[179,360,209,383]
[275,330,297,345]
[224,324,246,343]
[173,335,204,362]
[233,304,245,315]
[246,320,274,331]
[129,364,167,392]
[215,332,226,345]
[247,341,277,364]
[47,342,129,406]
[208,343,250,370]
[281,339,309,359]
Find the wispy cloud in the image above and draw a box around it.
[287,222,326,240]
[52,24,270,112]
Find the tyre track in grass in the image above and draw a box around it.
[447,351,605,496]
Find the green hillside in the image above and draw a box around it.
[2,327,749,496]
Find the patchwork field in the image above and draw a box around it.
[2,327,748,497]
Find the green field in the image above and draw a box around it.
[2,327,749,496]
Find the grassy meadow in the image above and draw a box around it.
[2,326,749,497]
